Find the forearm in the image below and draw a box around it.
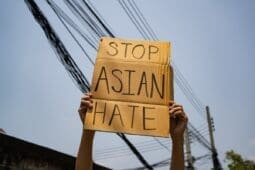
[75,130,95,170]
[170,137,184,170]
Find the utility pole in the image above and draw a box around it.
[185,128,194,170]
[206,106,222,170]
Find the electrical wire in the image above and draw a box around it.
[26,0,214,168]
[95,140,170,158]
[119,0,206,119]
[47,0,95,65]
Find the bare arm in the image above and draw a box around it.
[75,93,95,170]
[169,101,188,170]
[171,136,184,170]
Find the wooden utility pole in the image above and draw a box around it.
[185,128,194,170]
[206,106,222,170]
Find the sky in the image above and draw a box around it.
[1,0,255,169]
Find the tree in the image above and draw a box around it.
[225,150,255,170]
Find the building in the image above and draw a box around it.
[0,133,109,170]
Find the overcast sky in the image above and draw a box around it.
[1,0,255,169]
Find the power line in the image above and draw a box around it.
[68,0,105,37]
[118,0,206,119]
[47,0,95,65]
[128,0,157,39]
[81,0,114,37]
[88,0,212,162]
[64,0,100,43]
[26,0,213,168]
[153,137,171,152]
[86,0,116,36]
[188,123,211,151]
[95,144,170,159]
[25,0,90,94]
[25,1,153,169]
[174,72,206,118]
[94,139,169,154]
[95,144,170,160]
[117,1,212,160]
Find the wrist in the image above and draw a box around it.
[80,130,95,149]
[171,135,184,144]
[83,129,95,139]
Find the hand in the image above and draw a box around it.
[76,93,95,170]
[78,92,93,124]
[169,101,188,142]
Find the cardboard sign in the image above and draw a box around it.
[84,37,173,137]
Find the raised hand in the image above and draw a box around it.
[78,93,93,124]
[169,100,188,141]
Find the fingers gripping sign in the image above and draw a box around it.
[78,93,93,124]
[169,100,188,141]
[78,95,188,139]
[84,37,172,137]
[76,93,95,170]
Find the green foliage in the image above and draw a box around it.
[225,150,255,170]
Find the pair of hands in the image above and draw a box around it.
[78,93,188,141]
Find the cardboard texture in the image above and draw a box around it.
[84,37,173,137]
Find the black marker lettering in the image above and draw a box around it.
[93,101,107,124]
[95,66,109,94]
[143,106,156,130]
[150,73,164,99]
[148,45,159,60]
[107,41,118,56]
[137,72,148,97]
[122,70,135,95]
[132,44,145,59]
[109,104,124,126]
[128,105,139,128]
[112,69,123,93]
[121,42,132,58]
